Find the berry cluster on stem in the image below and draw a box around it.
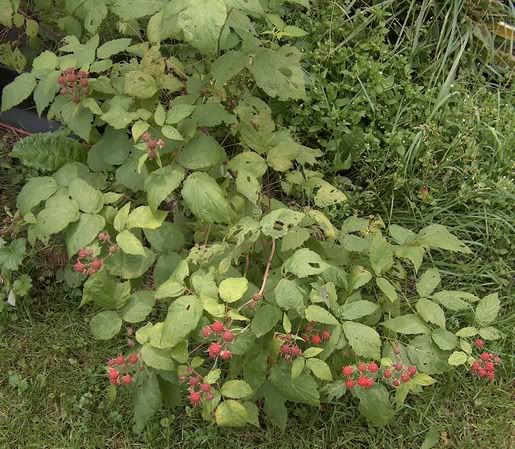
[301,321,331,346]
[202,320,235,361]
[141,131,165,160]
[73,247,103,275]
[58,68,89,103]
[470,339,501,381]
[278,333,302,361]
[106,352,140,386]
[180,368,216,407]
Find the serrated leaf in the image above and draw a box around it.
[382,314,429,335]
[116,230,146,256]
[474,293,500,327]
[177,134,225,170]
[0,239,26,271]
[431,328,457,350]
[369,233,393,275]
[227,151,267,177]
[283,248,329,278]
[2,72,37,111]
[281,227,310,252]
[66,213,105,256]
[342,321,381,360]
[17,177,58,215]
[221,380,253,399]
[448,351,467,366]
[305,305,339,325]
[456,327,478,337]
[127,206,167,229]
[275,278,305,313]
[348,266,372,291]
[251,304,282,337]
[340,300,379,320]
[431,291,473,311]
[291,357,305,379]
[354,384,394,426]
[160,296,203,348]
[144,165,185,210]
[416,298,446,328]
[82,271,131,309]
[89,311,122,340]
[212,50,249,85]
[306,358,332,380]
[376,277,398,303]
[69,178,103,213]
[418,224,472,254]
[260,208,305,239]
[416,268,441,297]
[478,326,502,340]
[120,291,155,323]
[219,277,249,303]
[97,38,131,59]
[215,400,248,427]
[141,344,174,370]
[270,364,319,406]
[133,370,162,433]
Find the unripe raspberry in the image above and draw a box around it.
[91,258,103,270]
[72,95,81,104]
[206,392,214,401]
[78,248,89,259]
[109,244,119,254]
[189,391,202,406]
[401,373,411,383]
[65,67,74,74]
[107,358,115,367]
[393,379,401,387]
[73,261,86,273]
[342,366,354,377]
[200,383,211,393]
[82,86,89,94]
[486,371,495,381]
[407,366,417,376]
[147,140,157,150]
[321,330,331,342]
[58,75,66,85]
[98,231,110,242]
[345,379,355,389]
[280,344,291,356]
[367,362,378,373]
[208,342,222,358]
[480,352,491,362]
[222,330,235,342]
[485,361,495,372]
[189,376,199,386]
[311,334,321,345]
[394,362,403,371]
[127,353,139,364]
[211,321,225,334]
[142,131,151,141]
[474,338,485,349]
[357,362,367,372]
[156,139,165,148]
[290,345,302,357]
[127,338,135,347]
[60,87,68,96]
[493,355,501,365]
[202,326,212,338]
[220,350,232,361]
[383,369,392,379]
[80,78,89,87]
[108,368,119,381]
[122,374,133,385]
[78,70,88,78]
[393,345,401,355]
[251,292,262,301]
[66,73,77,83]
[114,355,125,366]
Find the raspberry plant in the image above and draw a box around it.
[1,0,504,432]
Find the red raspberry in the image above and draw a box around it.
[393,345,401,355]
[80,78,89,87]
[365,377,375,388]
[114,355,125,366]
[480,352,491,362]
[407,366,417,376]
[127,353,138,364]
[78,248,89,259]
[394,362,403,371]
[147,140,157,150]
[202,326,212,338]
[122,374,133,385]
[208,342,222,358]
[58,75,66,85]
[311,334,321,345]
[66,73,77,83]
[189,391,202,406]
[222,330,235,342]
[487,371,495,381]
[90,258,103,270]
[72,96,81,104]
[401,373,411,383]
[342,366,354,377]
[108,368,119,381]
[393,379,401,387]
[474,338,485,349]
[471,361,481,372]
[280,344,291,356]
[189,376,199,387]
[357,376,370,388]
[220,350,232,361]
[485,362,495,372]
[211,321,225,334]
[321,330,331,342]
[78,70,88,78]
[345,379,355,389]
[383,369,392,379]
[290,345,302,357]
[200,383,211,393]
[477,368,487,377]
[73,261,85,273]
[367,362,378,373]
[357,362,367,372]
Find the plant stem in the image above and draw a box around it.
[257,239,276,297]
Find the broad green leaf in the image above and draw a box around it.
[127,206,167,229]
[274,278,305,313]
[394,244,425,272]
[114,203,131,232]
[448,351,467,366]
[144,223,185,253]
[66,213,105,256]
[191,103,236,127]
[176,134,225,170]
[251,304,281,337]
[88,126,132,168]
[305,305,339,325]
[204,369,221,384]
[314,182,347,208]
[303,347,324,358]
[263,384,287,430]
[342,321,381,360]
[34,71,60,115]
[133,370,162,433]
[376,277,398,303]
[282,248,329,278]
[418,224,472,254]
[416,268,441,297]
[105,247,156,281]
[124,70,158,99]
[144,164,185,211]
[421,429,440,449]
[61,102,93,142]
[340,300,379,320]
[101,104,138,129]
[160,296,203,348]
[221,380,253,399]
[161,125,183,140]
[369,233,393,275]
[82,271,131,309]
[219,277,249,303]
[431,291,475,311]
[166,104,196,124]
[388,224,416,244]
[269,364,319,406]
[111,0,166,21]
[69,178,103,213]
[456,327,478,337]
[32,51,58,77]
[120,291,155,323]
[474,293,500,327]
[17,177,57,215]
[291,357,305,379]
[382,314,429,335]
[416,298,446,328]
[431,328,457,350]
[182,172,233,224]
[89,310,122,340]
[1,72,37,111]
[141,344,174,370]
[355,384,394,426]
[212,50,249,85]
[215,400,248,427]
[412,373,437,386]
[478,326,502,340]
[227,151,267,178]
[97,38,131,59]
[0,239,26,271]
[36,195,80,235]
[116,230,146,256]
[341,216,369,234]
[407,335,449,374]
[306,358,332,381]
[261,208,305,239]
[236,171,260,203]
[281,227,310,252]
[341,234,369,253]
[348,266,372,291]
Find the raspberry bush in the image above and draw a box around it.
[1,0,504,432]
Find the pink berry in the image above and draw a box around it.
[290,345,302,357]
[393,379,401,387]
[78,70,88,78]
[383,369,392,379]
[311,334,321,345]
[357,362,367,372]
[222,330,235,343]
[189,391,202,406]
[407,366,417,376]
[78,248,89,259]
[401,373,411,383]
[127,353,138,364]
[393,345,401,355]
[202,326,212,338]
[345,379,355,389]
[206,392,214,401]
[367,362,378,373]
[200,383,211,393]
[80,78,89,87]
[321,330,331,341]
[147,140,157,150]
[208,342,222,359]
[477,368,487,377]
[98,231,110,242]
[189,376,199,386]
[342,366,354,377]
[73,261,85,273]
[357,376,372,388]
[60,87,68,96]
[114,355,125,366]
[90,258,103,270]
[480,352,491,362]
[211,321,225,334]
[280,344,291,356]
[109,244,119,254]
[471,361,481,372]
[122,374,133,385]
[394,362,403,371]
[107,358,115,367]
[58,75,66,85]
[220,350,232,361]
[142,132,151,141]
[474,338,485,349]
[108,368,119,381]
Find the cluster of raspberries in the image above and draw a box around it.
[278,334,303,361]
[73,232,118,275]
[141,132,165,160]
[58,68,89,103]
[470,339,501,381]
[301,321,331,346]
[180,372,216,407]
[107,353,140,386]
[202,320,235,360]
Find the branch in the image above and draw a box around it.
[257,239,276,297]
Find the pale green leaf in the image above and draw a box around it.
[219,277,249,303]
[342,321,381,360]
[89,310,122,340]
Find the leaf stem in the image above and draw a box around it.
[257,239,276,297]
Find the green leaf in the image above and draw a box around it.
[97,38,131,59]
[166,104,196,124]
[412,373,437,387]
[141,344,174,370]
[144,164,185,211]
[274,279,305,313]
[88,126,132,168]
[34,71,60,115]
[342,321,381,360]
[144,223,185,254]
[1,72,36,111]
[250,46,305,100]
[221,380,253,399]
[474,293,500,327]
[227,151,267,178]
[281,227,310,252]
[306,358,332,381]
[421,428,440,449]
[431,291,473,311]
[261,208,305,239]
[215,400,248,427]
[89,310,122,340]
[161,125,183,140]
[82,271,130,309]
[219,277,249,303]
[17,177,57,215]
[305,305,339,325]
[416,298,446,328]
[416,268,441,297]
[348,265,372,291]
[120,291,155,323]
[69,178,103,213]
[101,104,138,129]
[36,194,80,235]
[431,328,457,350]
[355,384,395,426]
[236,171,260,203]
[160,296,203,348]
[448,351,467,366]
[61,102,93,142]
[418,224,472,254]
[303,347,324,358]
[291,357,305,379]
[124,70,158,99]
[455,327,478,337]
[382,314,429,335]
[282,248,329,278]
[375,277,398,303]
[66,213,105,256]
[212,50,249,85]
[478,326,502,340]
[251,304,282,337]
[263,384,287,430]
[270,364,320,406]
[340,300,380,320]
[0,239,26,271]
[369,233,393,275]
[176,134,225,170]
[111,0,166,21]
[133,370,162,433]
[117,230,146,256]
[394,244,425,272]
[182,172,233,224]
[127,206,167,230]
[191,103,236,127]
[407,335,448,374]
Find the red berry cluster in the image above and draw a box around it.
[382,362,417,387]
[106,353,140,386]
[341,362,378,389]
[301,321,331,346]
[97,231,119,255]
[58,68,89,103]
[202,320,234,361]
[73,248,103,276]
[470,339,501,381]
[278,334,302,361]
[180,370,216,407]
[141,131,165,160]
